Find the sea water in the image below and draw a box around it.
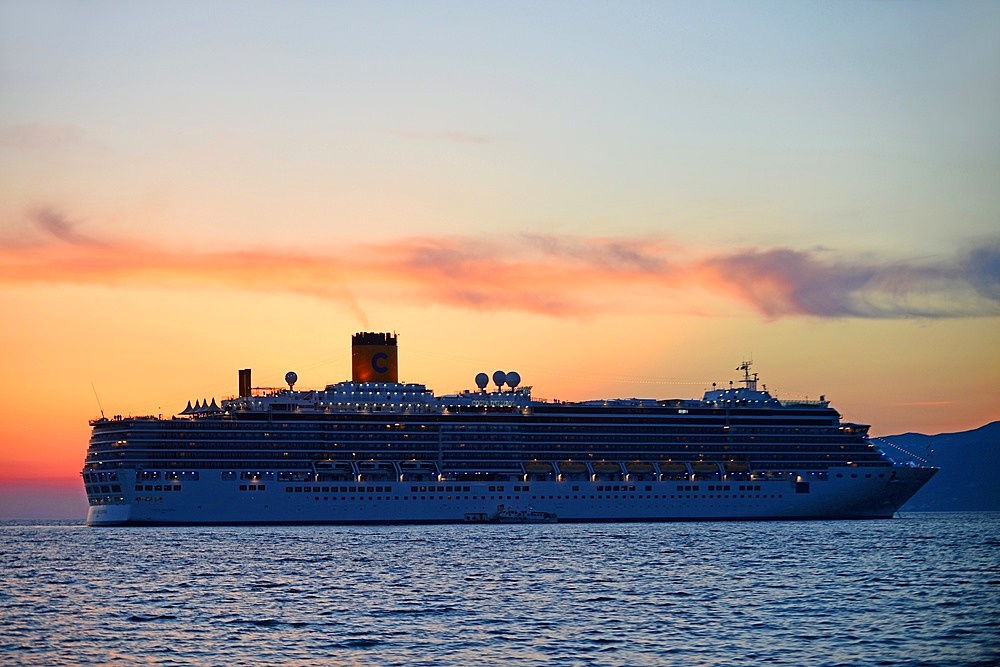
[1,513,998,666]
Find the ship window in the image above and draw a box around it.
[286,487,292,492]
[259,485,265,491]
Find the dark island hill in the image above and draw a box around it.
[884,421,1000,512]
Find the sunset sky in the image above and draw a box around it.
[1,1,998,518]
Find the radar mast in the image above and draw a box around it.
[737,360,758,391]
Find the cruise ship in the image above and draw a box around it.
[83,332,936,526]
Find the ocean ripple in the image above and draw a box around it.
[1,514,998,666]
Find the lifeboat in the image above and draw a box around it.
[691,462,721,475]
[315,459,354,471]
[399,461,439,481]
[558,461,588,474]
[626,461,655,473]
[357,460,397,481]
[658,461,688,474]
[313,460,356,481]
[592,461,622,474]
[724,461,750,473]
[523,461,554,474]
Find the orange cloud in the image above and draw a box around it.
[2,208,999,320]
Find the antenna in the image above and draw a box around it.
[91,381,105,419]
[736,359,759,391]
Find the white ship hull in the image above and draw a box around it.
[87,464,934,526]
[83,332,939,526]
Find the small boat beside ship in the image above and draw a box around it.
[465,507,559,524]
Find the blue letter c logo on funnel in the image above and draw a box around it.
[372,352,389,374]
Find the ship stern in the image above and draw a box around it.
[86,503,132,526]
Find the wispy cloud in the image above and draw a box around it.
[2,209,998,320]
[31,208,106,246]
[389,128,494,144]
[0,123,85,149]
[891,401,955,407]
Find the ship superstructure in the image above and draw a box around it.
[83,332,936,525]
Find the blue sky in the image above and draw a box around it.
[4,1,997,250]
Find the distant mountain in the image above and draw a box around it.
[872,421,1000,511]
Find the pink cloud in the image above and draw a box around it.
[2,208,998,320]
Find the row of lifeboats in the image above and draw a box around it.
[522,459,751,478]
[314,459,441,481]
[308,457,754,483]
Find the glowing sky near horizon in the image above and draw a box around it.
[1,1,998,510]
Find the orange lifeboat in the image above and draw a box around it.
[523,461,554,474]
